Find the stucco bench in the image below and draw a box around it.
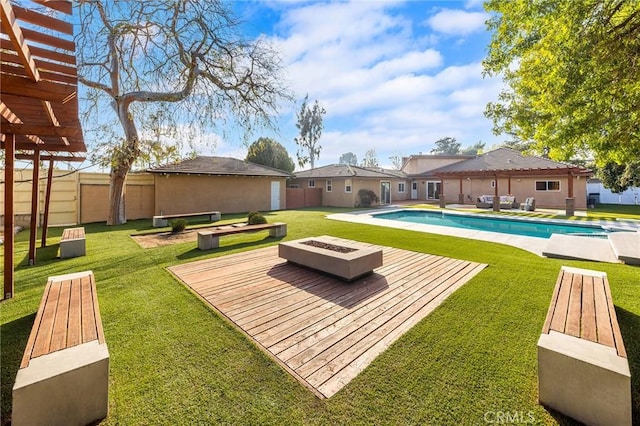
[60,226,86,258]
[153,211,221,227]
[12,271,109,426]
[197,222,287,250]
[537,266,630,426]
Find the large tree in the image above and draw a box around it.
[294,95,326,169]
[460,142,485,156]
[339,152,358,165]
[430,137,461,155]
[245,137,295,173]
[76,0,290,224]
[388,152,404,170]
[484,0,640,189]
[361,149,379,167]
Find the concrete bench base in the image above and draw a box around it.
[538,331,631,426]
[12,340,109,426]
[60,227,86,258]
[198,223,287,250]
[60,238,86,258]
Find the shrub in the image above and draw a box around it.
[247,211,260,221]
[357,189,379,207]
[169,218,188,233]
[248,212,267,225]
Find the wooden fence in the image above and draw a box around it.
[0,169,154,226]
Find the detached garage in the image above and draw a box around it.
[148,156,291,215]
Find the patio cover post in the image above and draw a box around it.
[4,133,15,299]
[439,178,446,207]
[28,149,40,265]
[566,171,575,216]
[493,173,500,211]
[458,178,464,204]
[41,159,54,247]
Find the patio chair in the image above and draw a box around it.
[521,197,536,211]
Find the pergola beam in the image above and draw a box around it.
[1,100,46,144]
[0,74,77,103]
[1,122,80,137]
[15,153,85,162]
[0,0,39,81]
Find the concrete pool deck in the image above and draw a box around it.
[327,206,640,263]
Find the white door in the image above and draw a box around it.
[270,181,281,210]
[411,181,418,199]
[380,181,391,204]
[427,181,441,200]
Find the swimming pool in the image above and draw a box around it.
[374,210,623,239]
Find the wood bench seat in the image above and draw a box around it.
[537,266,630,425]
[153,211,221,227]
[12,271,109,426]
[60,226,86,258]
[198,222,287,250]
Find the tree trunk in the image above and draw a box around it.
[107,165,127,225]
[106,98,139,225]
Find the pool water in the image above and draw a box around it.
[374,210,619,239]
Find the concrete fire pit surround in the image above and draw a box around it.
[278,236,383,281]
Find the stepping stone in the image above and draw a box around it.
[542,234,619,263]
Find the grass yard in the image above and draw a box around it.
[1,206,639,425]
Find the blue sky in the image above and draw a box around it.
[208,0,504,169]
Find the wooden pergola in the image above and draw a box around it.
[1,0,86,299]
[433,166,592,210]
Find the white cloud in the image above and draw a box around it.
[427,9,489,36]
[211,1,504,168]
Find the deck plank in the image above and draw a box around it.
[565,273,583,337]
[549,271,573,333]
[169,241,486,398]
[31,282,61,358]
[49,279,71,352]
[580,275,597,342]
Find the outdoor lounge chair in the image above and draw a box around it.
[476,195,494,209]
[476,195,519,209]
[521,197,536,211]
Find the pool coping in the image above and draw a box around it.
[327,207,640,261]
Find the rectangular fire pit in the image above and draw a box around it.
[278,236,383,281]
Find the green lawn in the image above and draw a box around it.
[2,206,639,425]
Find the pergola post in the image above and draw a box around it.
[566,171,575,216]
[4,133,15,299]
[41,158,54,247]
[458,178,464,204]
[28,149,40,265]
[439,178,446,208]
[493,173,500,212]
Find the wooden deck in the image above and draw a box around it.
[169,240,487,398]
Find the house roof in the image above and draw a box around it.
[427,148,591,176]
[148,156,292,177]
[293,164,406,179]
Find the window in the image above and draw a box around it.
[326,179,332,192]
[308,179,315,188]
[535,180,560,191]
[345,179,352,193]
[289,184,299,189]
[398,182,406,193]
